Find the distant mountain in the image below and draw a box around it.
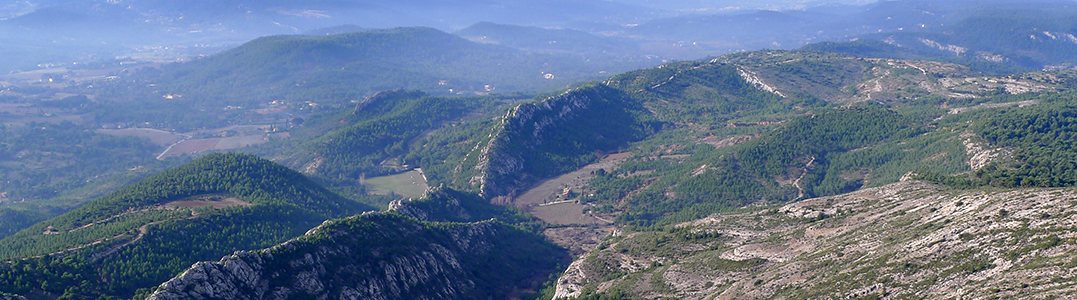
[618,0,987,58]
[614,0,1077,70]
[0,0,661,42]
[608,0,870,12]
[0,153,372,299]
[146,186,566,300]
[806,2,1077,72]
[456,22,648,59]
[0,0,661,72]
[4,0,1075,75]
[304,24,369,36]
[145,27,648,108]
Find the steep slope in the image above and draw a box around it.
[0,153,371,299]
[237,88,518,205]
[146,187,567,300]
[273,89,483,179]
[915,91,1077,188]
[577,104,973,227]
[498,54,1007,227]
[555,180,1077,299]
[468,84,652,203]
[0,209,45,240]
[405,52,1014,226]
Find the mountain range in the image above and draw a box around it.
[4,0,1077,74]
[3,0,1077,299]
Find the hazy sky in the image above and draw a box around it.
[610,0,880,12]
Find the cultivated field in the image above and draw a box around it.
[514,152,631,208]
[97,128,186,146]
[214,135,266,150]
[364,169,429,199]
[529,202,604,225]
[159,138,220,158]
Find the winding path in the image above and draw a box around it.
[792,156,816,200]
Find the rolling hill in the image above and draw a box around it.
[145,27,648,108]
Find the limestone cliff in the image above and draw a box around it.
[472,84,646,203]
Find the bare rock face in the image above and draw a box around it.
[473,84,643,202]
[556,181,1077,299]
[474,88,596,200]
[388,189,474,223]
[148,205,564,300]
[960,131,1011,170]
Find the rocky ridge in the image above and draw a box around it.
[473,84,642,203]
[720,50,1067,104]
[147,191,565,300]
[554,180,1077,299]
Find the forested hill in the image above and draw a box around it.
[147,27,646,108]
[410,50,1070,228]
[0,153,372,299]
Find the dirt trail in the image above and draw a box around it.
[95,209,200,259]
[156,134,192,160]
[634,64,710,92]
[28,198,238,261]
[792,156,816,200]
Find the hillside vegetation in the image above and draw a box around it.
[440,51,1022,228]
[0,121,167,222]
[147,187,568,300]
[0,153,371,299]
